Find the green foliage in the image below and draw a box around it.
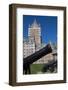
[30,64,57,74]
[30,64,44,74]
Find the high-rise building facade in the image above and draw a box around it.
[28,19,41,49]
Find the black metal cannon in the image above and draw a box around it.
[23,44,52,74]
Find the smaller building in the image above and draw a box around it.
[23,38,35,58]
[33,43,57,64]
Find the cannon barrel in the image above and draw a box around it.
[23,44,52,65]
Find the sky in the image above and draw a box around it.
[23,15,57,44]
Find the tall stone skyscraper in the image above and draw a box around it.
[28,19,41,49]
